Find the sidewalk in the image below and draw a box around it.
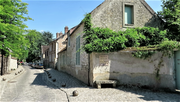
[44,68,180,102]
[0,65,24,100]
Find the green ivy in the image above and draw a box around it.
[82,13,180,82]
[82,14,167,54]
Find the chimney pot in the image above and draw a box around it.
[65,26,69,34]
[59,32,63,36]
[56,32,59,38]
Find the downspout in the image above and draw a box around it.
[88,54,90,86]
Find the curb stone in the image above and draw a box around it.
[43,69,70,102]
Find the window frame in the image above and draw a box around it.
[123,3,136,27]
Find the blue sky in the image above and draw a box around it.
[22,0,162,38]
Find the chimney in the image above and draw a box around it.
[59,32,63,36]
[56,32,59,38]
[65,26,68,34]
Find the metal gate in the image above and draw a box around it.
[175,51,180,90]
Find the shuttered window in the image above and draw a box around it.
[63,54,65,66]
[76,36,80,65]
[68,36,70,46]
[125,5,133,24]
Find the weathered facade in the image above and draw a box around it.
[0,54,17,76]
[57,0,162,85]
[41,46,49,66]
[45,27,68,69]
[90,51,176,91]
[58,24,89,84]
[91,0,161,31]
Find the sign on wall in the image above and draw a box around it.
[99,55,109,66]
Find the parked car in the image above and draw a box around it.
[31,63,35,67]
[28,62,32,66]
[35,63,44,69]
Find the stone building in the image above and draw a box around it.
[41,46,49,65]
[45,26,68,69]
[57,0,162,85]
[56,0,180,91]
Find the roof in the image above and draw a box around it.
[58,47,67,54]
[69,0,157,37]
[66,26,78,40]
[140,0,156,15]
[41,46,49,54]
[48,33,66,45]
[69,26,77,35]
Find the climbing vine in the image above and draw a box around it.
[82,14,180,82]
[82,14,167,54]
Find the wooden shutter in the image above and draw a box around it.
[76,36,80,65]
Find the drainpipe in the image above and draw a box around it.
[88,54,90,86]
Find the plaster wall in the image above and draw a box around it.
[9,58,17,70]
[90,52,176,91]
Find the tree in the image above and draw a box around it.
[26,30,42,62]
[0,0,32,57]
[0,0,32,75]
[158,0,180,40]
[41,31,53,45]
[26,30,53,62]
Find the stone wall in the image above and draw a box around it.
[90,51,176,91]
[0,54,11,75]
[91,0,161,32]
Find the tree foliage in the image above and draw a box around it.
[26,30,53,62]
[41,31,53,45]
[0,0,32,60]
[158,0,180,41]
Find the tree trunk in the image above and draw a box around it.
[1,50,4,75]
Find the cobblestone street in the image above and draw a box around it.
[45,68,180,102]
[1,65,180,102]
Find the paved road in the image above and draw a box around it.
[1,66,180,102]
[0,65,67,102]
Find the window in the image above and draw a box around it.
[125,5,133,24]
[123,4,135,27]
[76,36,80,65]
[68,36,70,47]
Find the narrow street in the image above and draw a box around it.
[0,65,67,102]
[1,65,180,102]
